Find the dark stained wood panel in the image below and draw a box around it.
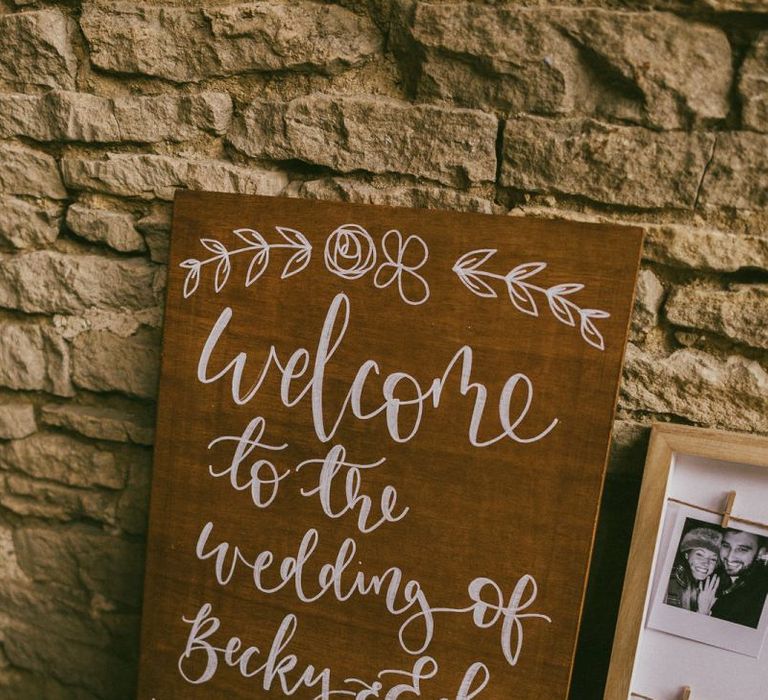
[137,191,643,699]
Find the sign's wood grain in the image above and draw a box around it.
[137,191,643,699]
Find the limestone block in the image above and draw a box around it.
[66,204,146,253]
[2,606,135,696]
[53,307,163,343]
[41,403,154,445]
[0,10,77,90]
[701,132,768,210]
[0,251,156,314]
[71,329,160,400]
[136,206,171,263]
[116,463,151,535]
[555,9,730,128]
[229,95,498,186]
[0,91,118,141]
[632,268,664,335]
[112,91,233,142]
[666,286,768,349]
[644,225,768,272]
[740,32,768,132]
[62,153,288,201]
[0,196,61,250]
[80,1,380,82]
[0,432,125,489]
[621,345,768,432]
[14,525,144,607]
[0,403,36,440]
[1,474,118,526]
[0,90,233,143]
[297,177,497,214]
[501,116,715,209]
[0,322,73,397]
[14,337,62,398]
[413,5,731,129]
[0,143,67,200]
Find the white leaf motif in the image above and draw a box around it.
[214,257,231,293]
[232,228,266,248]
[547,293,576,326]
[508,280,538,316]
[245,248,270,286]
[200,238,228,256]
[507,261,547,282]
[276,226,311,250]
[580,310,610,351]
[453,248,497,273]
[458,271,498,298]
[281,247,311,279]
[182,264,201,298]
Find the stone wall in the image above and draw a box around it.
[0,1,766,698]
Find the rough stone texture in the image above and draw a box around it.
[1,473,118,525]
[229,95,498,186]
[700,132,768,209]
[136,207,171,263]
[41,403,154,446]
[71,330,160,400]
[0,10,78,90]
[644,225,768,272]
[666,285,768,350]
[0,322,73,396]
[0,432,125,489]
[14,525,144,606]
[66,204,146,253]
[740,32,768,132]
[0,90,233,143]
[501,116,715,208]
[116,463,151,535]
[0,143,67,200]
[622,345,768,432]
[62,153,289,201]
[607,419,650,477]
[0,196,61,250]
[53,307,163,341]
[413,5,731,129]
[0,402,36,439]
[0,251,156,314]
[631,268,664,336]
[2,618,134,699]
[297,176,498,214]
[0,1,764,697]
[81,1,381,82]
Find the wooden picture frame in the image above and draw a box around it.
[605,423,768,700]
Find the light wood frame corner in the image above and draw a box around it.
[603,423,768,700]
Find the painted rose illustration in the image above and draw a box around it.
[324,223,377,280]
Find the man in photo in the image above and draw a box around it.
[710,529,768,628]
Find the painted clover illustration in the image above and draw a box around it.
[373,230,430,306]
[179,226,312,298]
[453,249,609,350]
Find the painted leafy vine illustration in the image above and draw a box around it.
[179,226,312,298]
[452,249,610,350]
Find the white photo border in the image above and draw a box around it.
[646,504,768,658]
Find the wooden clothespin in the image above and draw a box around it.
[681,686,692,700]
[722,491,737,528]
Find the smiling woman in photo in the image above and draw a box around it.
[665,526,723,614]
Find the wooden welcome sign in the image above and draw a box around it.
[138,191,642,699]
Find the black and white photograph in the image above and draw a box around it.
[648,506,768,657]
